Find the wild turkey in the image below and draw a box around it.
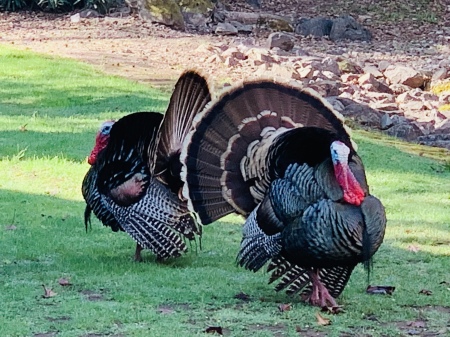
[82,112,163,260]
[181,79,387,307]
[82,70,211,261]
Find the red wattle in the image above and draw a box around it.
[334,163,365,206]
[88,134,109,165]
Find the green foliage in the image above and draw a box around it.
[37,0,77,11]
[0,0,117,12]
[83,0,120,14]
[1,45,450,337]
[0,0,30,11]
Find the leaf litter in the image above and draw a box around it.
[315,312,331,326]
[42,285,57,298]
[366,285,396,295]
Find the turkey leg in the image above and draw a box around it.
[306,268,338,308]
[134,244,143,262]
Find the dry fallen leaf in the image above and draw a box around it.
[278,303,291,312]
[418,289,432,296]
[58,278,72,286]
[205,326,223,335]
[42,285,57,298]
[321,306,344,314]
[316,312,331,326]
[366,285,396,295]
[19,124,28,132]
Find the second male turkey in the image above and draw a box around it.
[181,80,387,308]
[82,70,211,261]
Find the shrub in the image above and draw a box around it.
[0,0,118,12]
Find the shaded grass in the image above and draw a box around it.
[1,45,450,337]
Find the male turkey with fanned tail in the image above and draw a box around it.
[82,70,211,261]
[181,80,386,308]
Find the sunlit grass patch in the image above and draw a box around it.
[1,45,449,337]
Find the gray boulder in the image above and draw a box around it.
[329,15,372,42]
[295,17,333,37]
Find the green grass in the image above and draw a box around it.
[1,44,450,337]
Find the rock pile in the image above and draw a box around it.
[198,38,450,150]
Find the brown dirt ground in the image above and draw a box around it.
[0,1,448,89]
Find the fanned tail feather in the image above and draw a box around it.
[152,69,212,180]
[181,79,353,225]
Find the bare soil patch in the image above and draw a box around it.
[1,4,448,90]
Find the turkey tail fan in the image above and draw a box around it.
[152,69,212,187]
[181,79,353,225]
[267,256,355,298]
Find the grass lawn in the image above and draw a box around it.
[0,45,449,337]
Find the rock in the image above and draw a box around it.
[338,59,363,74]
[439,92,450,104]
[267,18,294,32]
[321,57,340,76]
[296,15,371,41]
[224,56,239,67]
[246,0,261,8]
[221,47,246,60]
[295,17,333,37]
[378,60,390,72]
[363,65,383,78]
[297,66,314,79]
[184,13,209,27]
[79,9,100,18]
[341,73,359,83]
[380,113,394,129]
[329,15,372,42]
[70,13,81,23]
[384,65,426,88]
[229,21,253,34]
[418,134,450,150]
[322,70,340,81]
[204,54,224,63]
[215,22,238,35]
[389,83,411,95]
[358,73,393,94]
[369,102,398,112]
[266,32,295,52]
[341,103,383,128]
[384,122,424,141]
[325,96,345,112]
[271,63,300,80]
[308,80,341,97]
[245,48,276,66]
[179,0,213,13]
[139,0,185,30]
[432,68,449,82]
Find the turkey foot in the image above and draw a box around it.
[134,244,143,262]
[305,269,338,308]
